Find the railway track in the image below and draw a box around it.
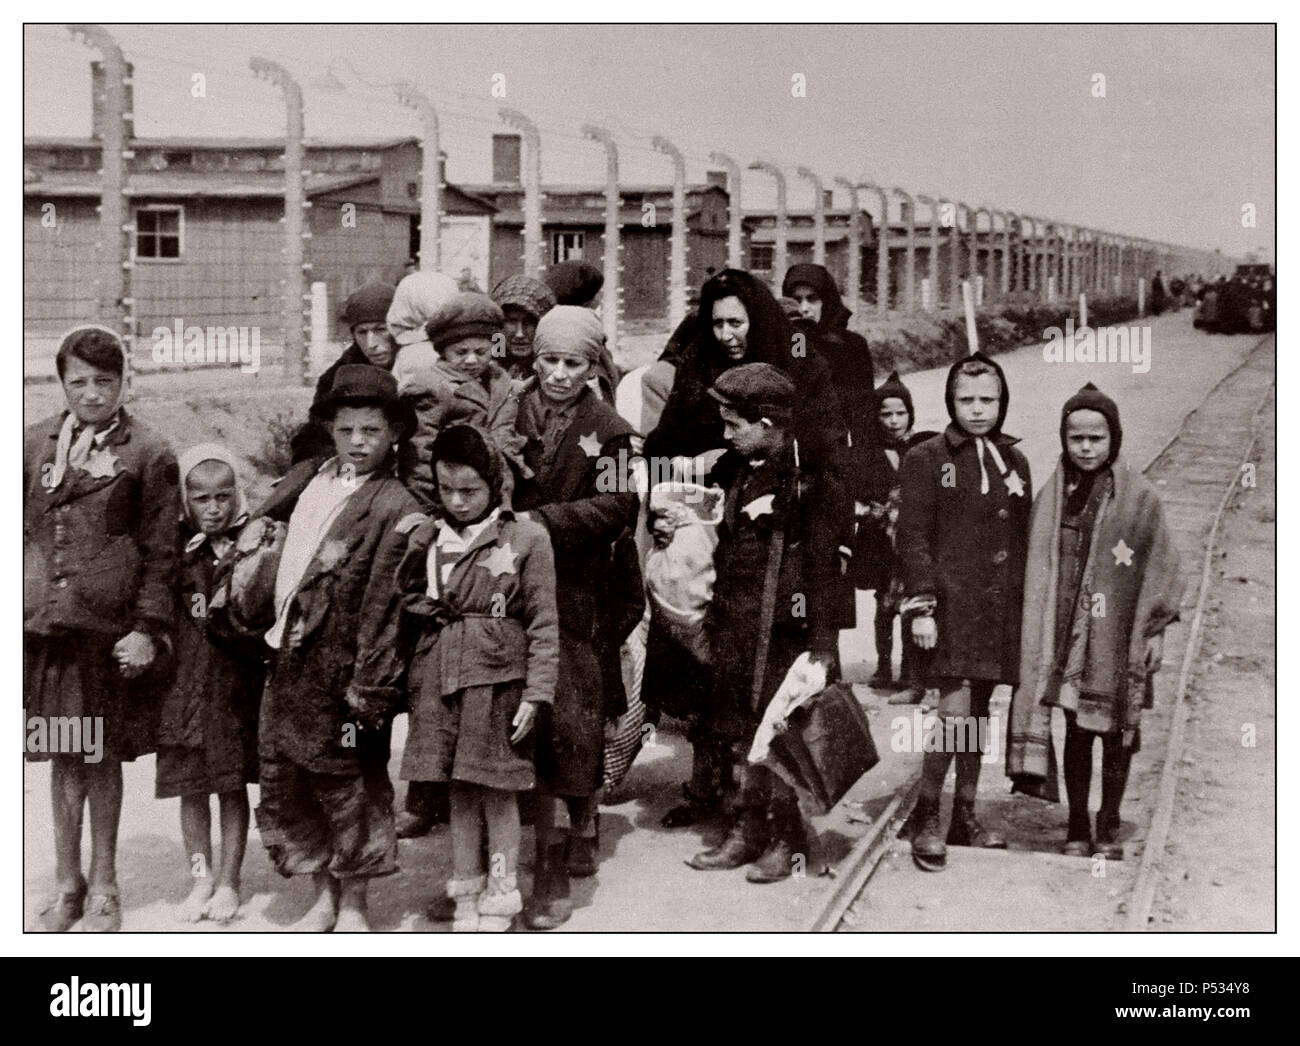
[815,334,1275,933]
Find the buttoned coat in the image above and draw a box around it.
[896,424,1032,684]
[24,409,179,640]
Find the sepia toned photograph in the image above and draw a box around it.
[21,20,1275,943]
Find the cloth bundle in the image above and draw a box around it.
[643,481,725,664]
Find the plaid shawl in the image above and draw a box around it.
[1006,456,1184,800]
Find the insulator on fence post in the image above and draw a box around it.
[250,56,307,384]
[653,135,688,331]
[396,83,441,272]
[581,124,620,351]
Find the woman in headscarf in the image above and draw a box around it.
[644,268,846,468]
[512,306,642,929]
[782,262,876,456]
[25,325,180,932]
[542,260,621,402]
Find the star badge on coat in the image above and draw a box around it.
[1004,470,1026,497]
[481,542,518,577]
[1112,538,1135,567]
[577,431,602,458]
[741,493,776,520]
[81,446,120,480]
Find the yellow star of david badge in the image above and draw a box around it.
[577,431,602,458]
[741,493,776,520]
[1112,539,1134,567]
[82,447,120,480]
[1004,470,1025,497]
[481,542,518,577]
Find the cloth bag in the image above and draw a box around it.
[642,481,724,665]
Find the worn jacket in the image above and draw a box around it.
[403,359,528,505]
[24,409,179,640]
[224,456,424,774]
[395,513,559,708]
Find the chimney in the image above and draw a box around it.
[822,188,834,209]
[706,169,728,192]
[492,133,521,184]
[91,60,134,140]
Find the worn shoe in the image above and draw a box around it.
[566,835,599,878]
[910,796,947,871]
[37,882,87,933]
[1094,812,1124,861]
[82,893,122,933]
[523,844,572,931]
[1062,839,1093,858]
[478,877,522,933]
[446,875,486,933]
[688,809,767,871]
[946,798,1007,849]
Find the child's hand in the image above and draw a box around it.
[113,631,156,678]
[510,700,539,744]
[911,617,938,649]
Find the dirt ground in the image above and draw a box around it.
[1149,399,1275,931]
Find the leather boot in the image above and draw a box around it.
[946,797,1007,849]
[910,795,947,871]
[523,843,572,931]
[746,800,803,883]
[687,807,767,871]
[1094,811,1124,861]
[566,834,599,878]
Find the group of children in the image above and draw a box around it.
[25,276,1184,931]
[859,355,1183,870]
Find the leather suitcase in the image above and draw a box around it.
[768,682,880,816]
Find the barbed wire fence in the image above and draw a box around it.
[24,24,1234,389]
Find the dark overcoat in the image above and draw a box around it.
[896,425,1032,684]
[513,384,640,796]
[700,440,850,743]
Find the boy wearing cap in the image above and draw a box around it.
[671,362,850,883]
[896,352,1032,870]
[403,291,529,508]
[232,365,424,931]
[291,280,397,465]
[1008,383,1182,858]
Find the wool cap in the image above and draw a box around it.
[1060,381,1123,464]
[532,305,606,363]
[491,275,557,322]
[312,364,403,421]
[545,260,604,307]
[424,292,505,352]
[707,362,796,426]
[340,280,396,328]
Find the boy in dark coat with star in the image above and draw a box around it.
[896,352,1031,870]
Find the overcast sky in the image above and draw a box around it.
[24,23,1274,258]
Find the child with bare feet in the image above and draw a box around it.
[156,445,263,924]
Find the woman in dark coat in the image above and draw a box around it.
[782,262,876,456]
[512,306,641,930]
[642,270,852,825]
[25,326,180,932]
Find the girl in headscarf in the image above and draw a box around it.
[156,444,265,924]
[25,325,180,932]
[1008,384,1183,859]
[396,425,558,931]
